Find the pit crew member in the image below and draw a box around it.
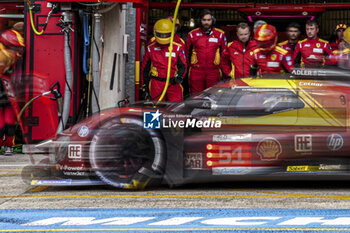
[220,22,257,78]
[141,19,187,102]
[278,22,301,57]
[293,20,333,68]
[186,9,227,94]
[0,29,25,155]
[251,24,293,75]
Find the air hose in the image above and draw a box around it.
[81,11,90,75]
[16,92,51,125]
[25,0,55,36]
[86,17,95,118]
[16,81,62,130]
[155,0,182,106]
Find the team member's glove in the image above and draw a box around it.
[170,74,183,85]
[140,84,150,100]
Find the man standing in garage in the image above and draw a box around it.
[141,19,187,102]
[278,22,301,57]
[326,27,350,68]
[330,23,347,51]
[251,24,293,74]
[220,22,257,79]
[0,29,25,155]
[186,9,227,94]
[293,20,333,68]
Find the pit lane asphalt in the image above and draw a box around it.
[1,153,350,209]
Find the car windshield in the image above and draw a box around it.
[184,86,304,117]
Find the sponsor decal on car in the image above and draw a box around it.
[62,171,88,176]
[256,137,281,160]
[291,69,326,76]
[294,135,312,152]
[212,167,252,175]
[31,179,72,185]
[298,82,323,87]
[143,111,221,129]
[319,164,344,171]
[286,166,319,172]
[287,164,345,172]
[327,134,343,151]
[213,134,252,142]
[184,153,203,169]
[77,126,89,137]
[67,144,82,161]
[57,164,84,171]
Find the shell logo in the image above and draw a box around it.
[256,137,282,160]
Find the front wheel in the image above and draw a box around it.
[89,118,165,189]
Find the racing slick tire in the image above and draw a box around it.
[89,117,166,189]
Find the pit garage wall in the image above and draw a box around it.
[99,3,127,110]
[318,10,350,37]
[125,3,136,103]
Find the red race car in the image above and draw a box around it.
[29,69,350,189]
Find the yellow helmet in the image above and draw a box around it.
[153,19,172,45]
[344,27,350,43]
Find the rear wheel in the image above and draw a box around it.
[89,118,165,189]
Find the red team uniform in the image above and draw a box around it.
[252,24,293,74]
[220,39,257,78]
[330,39,342,51]
[330,24,347,51]
[0,29,25,154]
[141,41,187,102]
[141,19,187,102]
[278,40,298,57]
[186,27,227,94]
[252,46,293,74]
[293,37,333,68]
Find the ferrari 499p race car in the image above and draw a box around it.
[29,68,350,189]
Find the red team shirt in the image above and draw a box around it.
[252,46,293,74]
[293,37,333,68]
[278,40,298,57]
[220,39,257,78]
[186,27,227,69]
[141,41,187,82]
